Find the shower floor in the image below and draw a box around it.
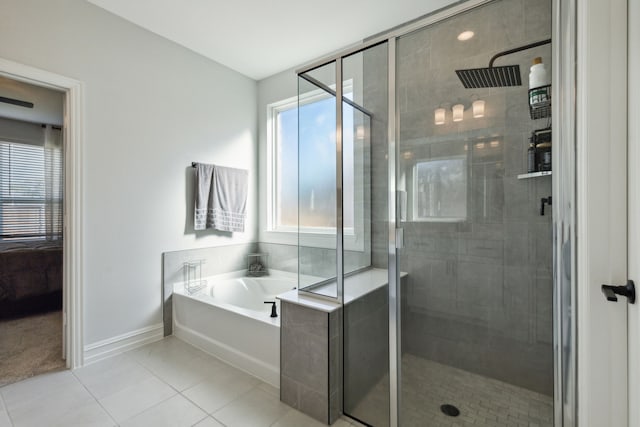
[349,353,553,427]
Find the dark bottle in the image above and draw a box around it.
[537,142,552,171]
[527,138,537,173]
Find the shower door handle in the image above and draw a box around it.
[395,228,404,249]
[601,280,636,304]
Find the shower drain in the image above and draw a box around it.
[440,404,460,417]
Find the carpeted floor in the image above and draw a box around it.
[0,310,66,387]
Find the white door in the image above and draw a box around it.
[577,0,629,425]
[628,0,640,424]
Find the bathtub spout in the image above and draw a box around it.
[264,301,278,318]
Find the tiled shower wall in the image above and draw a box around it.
[367,0,554,395]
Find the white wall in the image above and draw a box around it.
[0,0,258,346]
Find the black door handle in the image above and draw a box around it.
[601,280,636,304]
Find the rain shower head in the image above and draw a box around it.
[455,39,551,89]
[456,65,521,88]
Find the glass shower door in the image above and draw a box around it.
[297,61,339,298]
[340,41,389,427]
[395,0,554,425]
[296,47,390,426]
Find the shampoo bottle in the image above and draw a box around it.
[529,57,549,106]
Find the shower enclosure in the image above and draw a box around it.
[295,0,575,425]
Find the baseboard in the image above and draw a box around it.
[173,319,280,388]
[83,323,164,365]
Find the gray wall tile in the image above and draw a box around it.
[280,301,339,424]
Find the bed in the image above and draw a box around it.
[0,243,62,318]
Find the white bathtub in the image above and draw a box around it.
[172,271,297,387]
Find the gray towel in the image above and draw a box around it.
[211,165,248,232]
[194,163,215,231]
[194,163,248,232]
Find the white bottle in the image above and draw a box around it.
[529,57,549,106]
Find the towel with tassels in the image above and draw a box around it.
[194,163,248,232]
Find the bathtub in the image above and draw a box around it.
[172,271,297,387]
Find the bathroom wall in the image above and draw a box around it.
[0,0,258,348]
[368,0,554,394]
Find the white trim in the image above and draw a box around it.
[265,83,366,252]
[576,0,629,425]
[83,323,164,365]
[628,0,640,424]
[173,318,279,388]
[0,58,85,369]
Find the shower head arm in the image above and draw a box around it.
[488,39,552,68]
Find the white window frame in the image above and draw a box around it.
[265,83,366,251]
[411,155,468,223]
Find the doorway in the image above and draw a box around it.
[0,76,66,385]
[0,57,84,371]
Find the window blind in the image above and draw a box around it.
[0,139,63,241]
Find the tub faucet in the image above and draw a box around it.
[264,301,278,318]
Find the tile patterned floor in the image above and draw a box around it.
[350,353,553,427]
[0,336,553,427]
[0,337,359,427]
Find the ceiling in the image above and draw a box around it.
[87,0,457,80]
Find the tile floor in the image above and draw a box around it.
[0,337,359,427]
[348,353,553,427]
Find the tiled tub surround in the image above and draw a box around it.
[163,242,258,336]
[278,269,406,425]
[279,301,342,425]
[163,242,365,335]
[256,242,371,283]
[172,269,299,388]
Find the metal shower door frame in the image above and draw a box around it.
[295,0,576,425]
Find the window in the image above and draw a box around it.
[267,89,358,237]
[412,156,467,222]
[0,137,63,241]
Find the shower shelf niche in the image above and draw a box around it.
[518,170,552,179]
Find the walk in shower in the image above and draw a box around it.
[295,0,574,425]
